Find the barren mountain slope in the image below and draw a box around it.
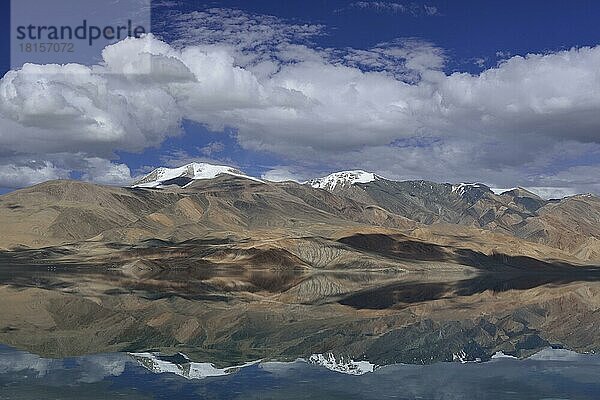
[1,177,588,266]
[513,195,600,260]
[0,176,599,365]
[0,180,180,249]
[0,177,415,249]
[308,174,600,261]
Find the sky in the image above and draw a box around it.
[0,0,599,197]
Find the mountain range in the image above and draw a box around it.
[2,162,598,262]
[1,162,599,365]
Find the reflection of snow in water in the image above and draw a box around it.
[129,352,260,379]
[130,351,377,378]
[452,350,482,363]
[130,347,600,380]
[308,353,376,375]
[1,345,598,386]
[0,345,600,399]
[0,348,54,377]
[491,351,518,360]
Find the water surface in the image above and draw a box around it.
[1,345,599,399]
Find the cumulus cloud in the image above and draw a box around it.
[532,165,600,196]
[0,157,132,188]
[0,8,599,194]
[335,38,446,81]
[80,158,133,186]
[0,162,69,188]
[0,62,183,156]
[523,187,579,200]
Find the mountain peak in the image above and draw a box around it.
[500,187,544,200]
[132,162,262,188]
[451,182,491,196]
[305,170,380,191]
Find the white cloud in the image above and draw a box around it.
[261,167,302,182]
[80,158,133,186]
[152,148,240,172]
[340,2,440,16]
[496,50,512,59]
[0,162,69,188]
[532,165,600,196]
[523,187,579,200]
[0,60,183,157]
[161,7,325,70]
[0,157,132,188]
[349,1,410,13]
[424,5,439,16]
[473,57,487,68]
[336,38,446,81]
[0,8,599,194]
[436,48,600,143]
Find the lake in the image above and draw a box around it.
[1,345,599,399]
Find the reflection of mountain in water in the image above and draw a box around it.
[0,253,599,365]
[4,344,600,400]
[130,351,377,378]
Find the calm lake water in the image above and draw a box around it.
[1,345,599,399]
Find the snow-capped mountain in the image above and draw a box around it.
[132,162,262,188]
[451,182,491,196]
[449,182,495,203]
[305,170,380,191]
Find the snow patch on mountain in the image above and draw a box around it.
[306,170,379,191]
[451,182,492,197]
[132,162,262,188]
[491,187,518,195]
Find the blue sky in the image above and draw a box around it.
[0,0,599,196]
[188,0,600,70]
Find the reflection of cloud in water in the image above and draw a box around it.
[254,348,600,400]
[75,354,128,383]
[0,345,128,383]
[0,346,55,377]
[258,359,305,374]
[0,346,599,399]
[528,347,590,361]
